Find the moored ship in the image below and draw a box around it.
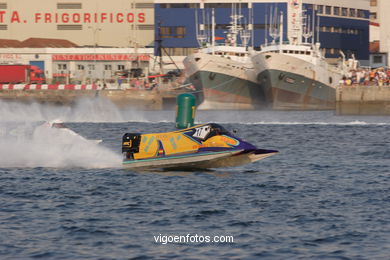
[252,4,354,110]
[184,45,266,110]
[183,4,267,110]
[252,42,344,110]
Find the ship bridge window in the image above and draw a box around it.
[306,51,311,55]
[283,50,288,53]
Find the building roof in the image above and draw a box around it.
[20,38,78,48]
[0,39,23,48]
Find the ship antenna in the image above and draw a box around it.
[279,11,283,52]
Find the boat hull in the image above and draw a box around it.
[188,70,267,110]
[258,69,336,110]
[184,53,267,110]
[253,52,341,110]
[123,149,277,170]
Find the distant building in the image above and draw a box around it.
[369,0,389,68]
[0,39,153,84]
[155,0,369,64]
[0,0,154,47]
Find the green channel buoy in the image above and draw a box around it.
[176,93,196,129]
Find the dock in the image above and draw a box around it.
[336,85,390,115]
[0,84,187,110]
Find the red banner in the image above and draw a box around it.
[52,54,150,61]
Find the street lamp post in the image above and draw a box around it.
[88,26,101,85]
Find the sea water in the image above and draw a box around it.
[0,99,389,259]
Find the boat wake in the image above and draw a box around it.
[0,122,122,168]
[0,98,165,123]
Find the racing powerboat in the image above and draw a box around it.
[122,123,277,170]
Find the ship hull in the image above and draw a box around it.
[253,52,341,110]
[184,53,267,110]
[258,69,336,110]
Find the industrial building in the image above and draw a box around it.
[0,0,371,81]
[155,0,370,64]
[0,0,154,47]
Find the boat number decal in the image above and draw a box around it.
[193,125,211,140]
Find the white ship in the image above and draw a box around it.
[251,4,354,110]
[183,4,267,110]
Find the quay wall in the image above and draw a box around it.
[336,85,390,115]
[0,84,170,110]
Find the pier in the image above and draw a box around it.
[0,85,185,110]
[336,85,390,115]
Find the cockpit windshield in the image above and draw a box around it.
[208,123,231,136]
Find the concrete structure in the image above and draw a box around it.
[336,85,390,115]
[155,0,369,64]
[0,0,154,47]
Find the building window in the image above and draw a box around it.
[160,26,186,38]
[0,2,7,9]
[370,0,377,7]
[77,65,84,70]
[57,64,67,70]
[334,27,342,33]
[349,8,356,17]
[138,24,154,30]
[334,7,340,16]
[57,25,82,30]
[104,65,112,70]
[341,8,348,16]
[117,65,125,70]
[357,9,366,18]
[317,5,324,14]
[205,3,247,8]
[306,4,313,9]
[175,26,186,38]
[57,3,82,9]
[160,4,199,8]
[88,64,95,70]
[373,55,382,63]
[325,6,332,15]
[135,3,153,9]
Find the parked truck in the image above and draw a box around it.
[0,64,45,84]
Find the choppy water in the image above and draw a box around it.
[0,99,390,259]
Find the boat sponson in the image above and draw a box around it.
[123,150,244,169]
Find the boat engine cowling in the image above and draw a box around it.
[122,133,141,159]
